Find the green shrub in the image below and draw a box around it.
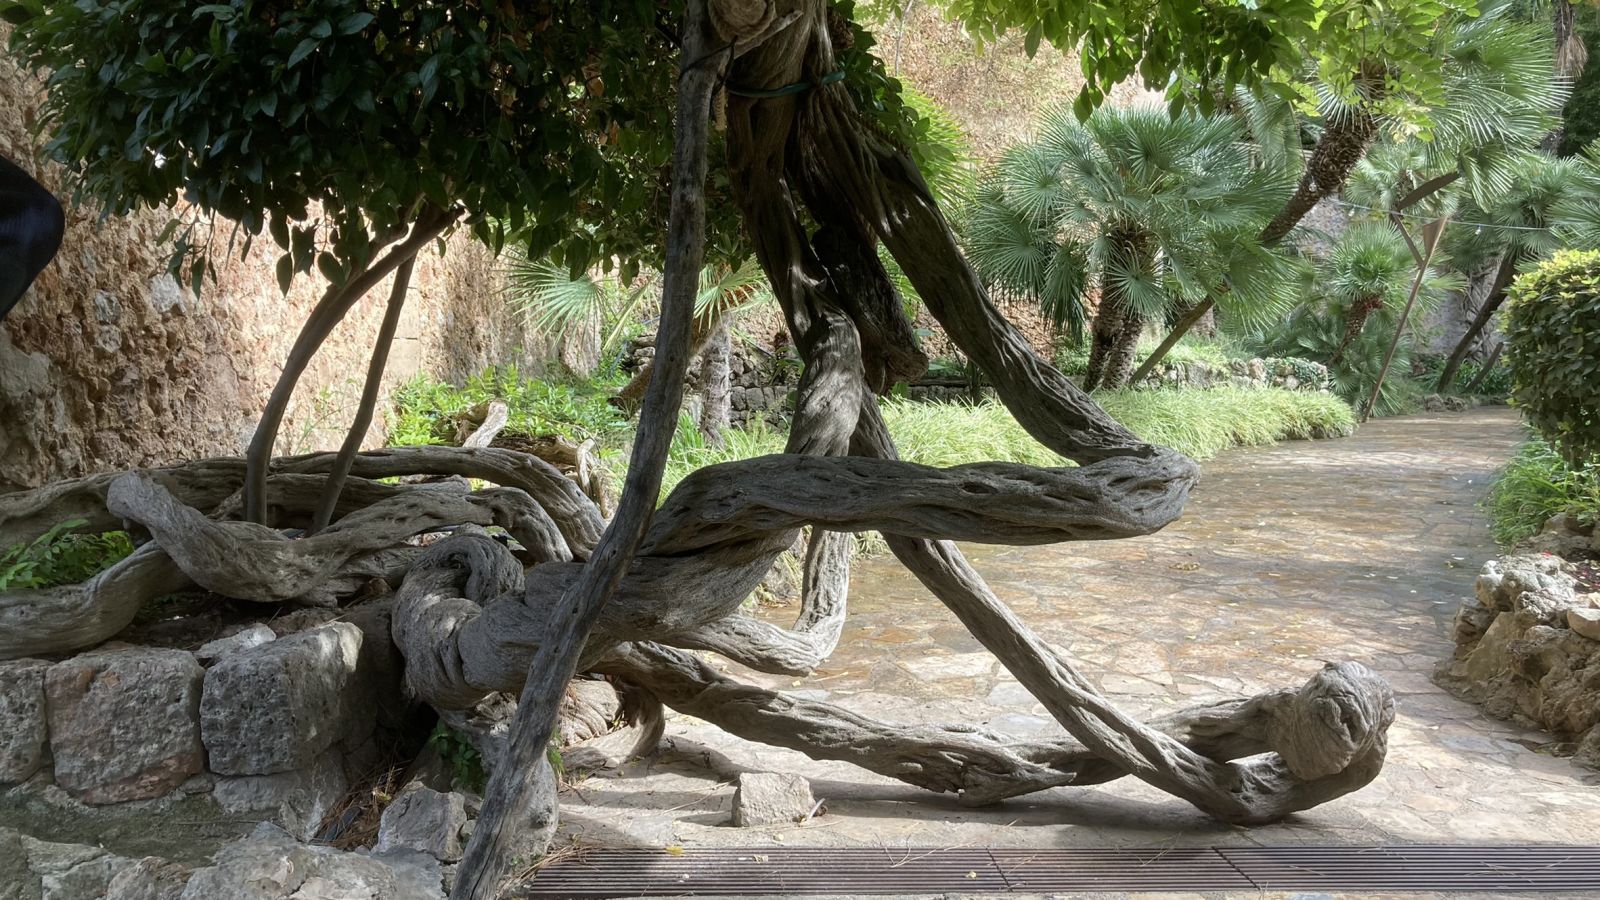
[1485,440,1600,546]
[0,520,134,591]
[386,366,630,449]
[1504,250,1600,464]
[1098,387,1356,458]
[651,388,1355,503]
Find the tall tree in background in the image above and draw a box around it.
[1133,0,1563,382]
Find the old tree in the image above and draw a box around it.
[2,1,1406,897]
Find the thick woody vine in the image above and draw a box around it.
[0,2,1399,899]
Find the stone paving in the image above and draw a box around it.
[552,409,1600,895]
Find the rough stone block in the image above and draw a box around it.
[193,624,275,665]
[45,648,204,804]
[21,833,137,900]
[212,749,349,842]
[731,772,816,826]
[0,659,50,784]
[104,856,191,900]
[180,823,442,900]
[1567,607,1600,642]
[375,785,469,862]
[201,623,363,776]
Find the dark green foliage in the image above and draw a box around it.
[426,722,486,794]
[386,366,630,449]
[1417,354,1512,397]
[0,520,134,591]
[0,0,726,285]
[0,0,973,292]
[1258,222,1454,415]
[1485,439,1600,545]
[1503,250,1600,464]
[946,0,1478,127]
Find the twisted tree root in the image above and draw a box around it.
[599,641,1391,808]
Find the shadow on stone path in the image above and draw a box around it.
[558,409,1600,860]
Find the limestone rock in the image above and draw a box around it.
[201,624,363,776]
[374,784,469,862]
[179,823,442,900]
[213,750,349,842]
[44,648,204,804]
[0,659,50,784]
[1517,587,1582,624]
[1567,607,1600,642]
[1524,513,1595,557]
[731,772,816,826]
[0,827,41,900]
[104,858,190,900]
[20,833,137,900]
[194,625,276,665]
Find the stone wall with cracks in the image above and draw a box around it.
[1,31,550,491]
[1438,517,1600,769]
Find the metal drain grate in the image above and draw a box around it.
[517,845,1600,897]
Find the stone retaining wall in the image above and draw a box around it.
[0,602,415,860]
[1437,516,1600,768]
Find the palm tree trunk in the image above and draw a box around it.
[1132,103,1381,383]
[1545,1,1587,153]
[1436,254,1518,392]
[1330,294,1384,368]
[1082,291,1126,391]
[696,318,732,446]
[1102,312,1146,390]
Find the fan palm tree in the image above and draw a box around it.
[1135,0,1567,380]
[968,104,1293,390]
[1425,152,1576,389]
[1261,221,1458,412]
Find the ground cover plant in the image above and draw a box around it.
[1486,439,1600,546]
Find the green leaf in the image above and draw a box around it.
[192,5,235,22]
[287,38,317,69]
[338,12,374,35]
[276,254,293,294]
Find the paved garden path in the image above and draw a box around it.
[558,408,1600,872]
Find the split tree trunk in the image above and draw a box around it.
[243,209,459,524]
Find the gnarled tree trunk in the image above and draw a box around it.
[0,5,1398,896]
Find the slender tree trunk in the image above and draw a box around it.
[615,310,723,408]
[697,317,732,446]
[243,210,458,524]
[1130,296,1213,384]
[309,256,416,533]
[448,2,760,895]
[1465,341,1504,394]
[1436,253,1518,392]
